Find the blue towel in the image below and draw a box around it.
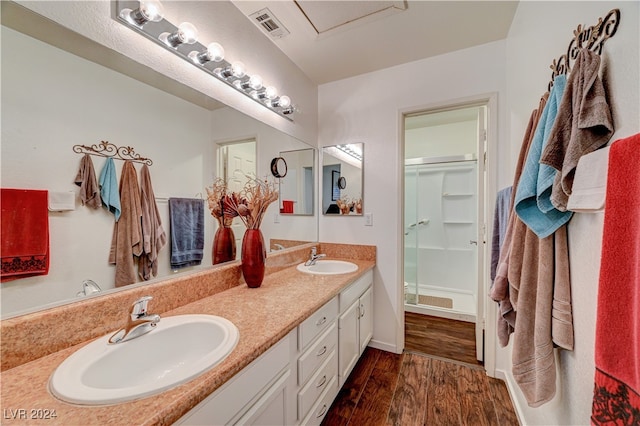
[514,75,573,238]
[99,157,121,221]
[536,75,567,213]
[168,198,204,269]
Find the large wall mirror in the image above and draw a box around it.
[0,3,318,318]
[278,148,315,216]
[322,143,364,215]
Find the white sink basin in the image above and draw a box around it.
[297,260,358,275]
[49,314,239,405]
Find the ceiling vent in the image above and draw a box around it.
[249,8,290,39]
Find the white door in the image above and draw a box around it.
[217,140,256,257]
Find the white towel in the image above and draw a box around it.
[566,146,610,212]
[48,191,75,211]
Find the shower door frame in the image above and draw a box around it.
[399,94,497,368]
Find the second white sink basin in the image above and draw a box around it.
[297,260,358,275]
[49,314,239,405]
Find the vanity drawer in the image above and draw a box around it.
[339,270,373,312]
[298,297,338,351]
[298,322,337,386]
[300,375,339,426]
[298,350,337,421]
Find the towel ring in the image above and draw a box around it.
[271,157,288,178]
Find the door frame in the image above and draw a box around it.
[397,93,498,375]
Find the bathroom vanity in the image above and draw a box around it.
[0,243,375,425]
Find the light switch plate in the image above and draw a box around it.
[364,213,373,226]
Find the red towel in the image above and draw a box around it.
[281,200,294,214]
[591,133,640,425]
[1,189,50,281]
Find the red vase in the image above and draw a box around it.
[241,229,266,288]
[212,226,236,265]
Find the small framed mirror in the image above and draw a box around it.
[278,148,315,215]
[322,143,364,215]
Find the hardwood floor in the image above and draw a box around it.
[405,312,481,365]
[322,313,519,425]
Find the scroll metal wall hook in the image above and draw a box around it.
[73,140,153,166]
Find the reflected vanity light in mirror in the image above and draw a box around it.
[114,0,295,120]
[322,143,364,216]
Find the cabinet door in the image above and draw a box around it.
[338,300,359,386]
[234,370,290,425]
[358,286,373,355]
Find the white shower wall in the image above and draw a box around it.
[404,160,478,318]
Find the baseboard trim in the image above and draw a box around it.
[495,368,525,426]
[367,339,400,354]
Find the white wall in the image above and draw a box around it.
[1,26,214,315]
[318,40,507,352]
[501,2,639,424]
[405,120,477,159]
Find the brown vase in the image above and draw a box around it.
[241,229,266,288]
[212,226,236,265]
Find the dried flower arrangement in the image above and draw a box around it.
[205,178,237,228]
[223,175,279,229]
[336,197,353,215]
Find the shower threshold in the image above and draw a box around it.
[404,289,476,322]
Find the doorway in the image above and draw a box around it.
[403,104,487,362]
[217,139,256,257]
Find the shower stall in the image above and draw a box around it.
[404,155,478,321]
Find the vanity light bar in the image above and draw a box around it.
[114,0,294,121]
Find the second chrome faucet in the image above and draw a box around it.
[109,296,161,344]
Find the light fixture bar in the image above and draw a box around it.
[114,0,293,121]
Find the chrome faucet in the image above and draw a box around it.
[108,296,160,344]
[304,247,326,266]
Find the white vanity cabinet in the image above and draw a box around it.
[338,270,373,387]
[176,332,295,426]
[175,269,374,426]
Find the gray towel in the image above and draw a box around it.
[490,186,512,282]
[74,154,101,209]
[168,198,204,269]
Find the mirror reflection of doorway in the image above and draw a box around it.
[403,104,487,362]
[217,139,256,258]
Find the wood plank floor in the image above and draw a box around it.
[404,312,481,365]
[322,314,519,425]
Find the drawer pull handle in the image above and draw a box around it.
[316,374,327,388]
[316,404,328,418]
[316,316,327,326]
[316,345,327,356]
[360,304,365,318]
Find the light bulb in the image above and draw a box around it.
[177,22,198,44]
[139,1,164,22]
[231,62,246,79]
[278,95,291,108]
[121,0,165,26]
[189,42,225,64]
[248,75,263,91]
[162,22,198,47]
[265,86,278,100]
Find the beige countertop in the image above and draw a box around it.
[0,257,374,426]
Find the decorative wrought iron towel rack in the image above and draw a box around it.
[547,9,620,91]
[72,141,153,166]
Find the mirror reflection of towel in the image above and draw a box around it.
[99,157,121,221]
[1,189,50,281]
[109,161,142,287]
[74,154,101,209]
[169,198,204,269]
